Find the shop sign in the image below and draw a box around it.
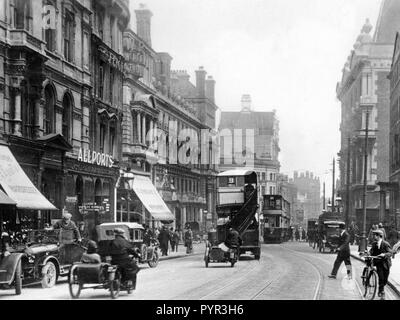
[79,202,106,215]
[77,148,114,168]
[65,196,78,203]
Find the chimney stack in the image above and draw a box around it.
[195,66,207,98]
[241,94,252,112]
[205,76,215,103]
[135,4,153,47]
[157,52,173,91]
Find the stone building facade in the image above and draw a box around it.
[337,1,400,228]
[0,0,129,239]
[291,171,321,226]
[218,95,280,205]
[119,5,219,232]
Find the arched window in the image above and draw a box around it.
[62,94,72,141]
[44,85,55,135]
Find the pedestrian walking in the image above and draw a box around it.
[173,229,180,252]
[158,226,170,256]
[328,223,352,280]
[369,229,393,300]
[184,225,193,254]
[301,228,306,242]
[288,226,293,241]
[169,227,176,252]
[295,228,300,241]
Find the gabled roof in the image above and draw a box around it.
[36,133,73,151]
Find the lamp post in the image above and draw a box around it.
[359,105,372,253]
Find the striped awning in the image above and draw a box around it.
[0,189,16,206]
[129,175,175,222]
[0,146,57,210]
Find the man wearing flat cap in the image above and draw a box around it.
[369,229,393,300]
[53,212,81,264]
[109,227,141,288]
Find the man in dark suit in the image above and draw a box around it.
[369,229,392,300]
[328,223,352,279]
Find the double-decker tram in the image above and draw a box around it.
[261,195,291,244]
[204,169,260,267]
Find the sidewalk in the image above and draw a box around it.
[350,245,400,295]
[159,242,205,261]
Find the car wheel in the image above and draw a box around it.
[148,250,159,268]
[41,261,57,288]
[68,265,82,299]
[14,260,22,295]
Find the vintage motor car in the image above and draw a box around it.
[97,222,159,268]
[317,220,345,253]
[14,229,85,288]
[0,252,24,295]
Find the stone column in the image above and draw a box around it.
[137,112,141,143]
[379,189,386,224]
[149,119,154,147]
[142,114,146,145]
[153,120,158,151]
[34,96,44,138]
[13,88,22,136]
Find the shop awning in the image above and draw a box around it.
[0,189,16,206]
[129,175,175,222]
[0,146,58,210]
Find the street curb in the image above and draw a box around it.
[350,253,400,297]
[159,253,196,261]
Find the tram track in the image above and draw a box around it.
[261,245,323,300]
[197,260,261,300]
[292,248,365,299]
[283,244,400,301]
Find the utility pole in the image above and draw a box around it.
[346,137,351,226]
[360,107,370,253]
[323,182,326,210]
[332,157,335,213]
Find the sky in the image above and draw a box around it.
[128,0,383,196]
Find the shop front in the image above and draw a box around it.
[117,172,175,228]
[63,148,119,241]
[0,145,58,232]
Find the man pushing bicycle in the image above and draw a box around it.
[369,229,393,300]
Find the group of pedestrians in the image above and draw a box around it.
[328,222,394,300]
[288,226,307,242]
[157,225,195,256]
[157,226,180,256]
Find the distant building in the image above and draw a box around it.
[218,95,280,204]
[292,171,321,225]
[337,0,400,227]
[277,174,298,224]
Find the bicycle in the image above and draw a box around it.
[360,254,380,300]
